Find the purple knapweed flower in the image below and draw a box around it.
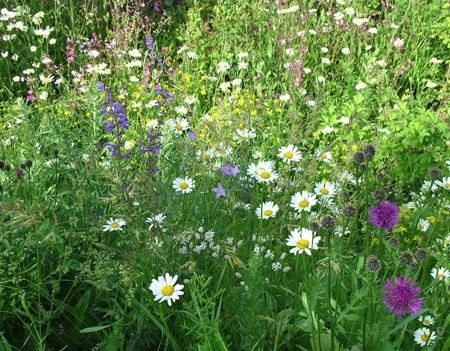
[16,167,25,178]
[368,201,399,231]
[212,183,226,198]
[221,162,240,177]
[384,276,424,317]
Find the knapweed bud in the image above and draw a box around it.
[399,251,416,268]
[366,255,381,272]
[387,236,400,247]
[309,221,320,232]
[25,160,33,168]
[427,167,442,180]
[415,248,428,261]
[353,151,365,164]
[364,144,376,161]
[16,167,25,178]
[343,205,356,217]
[321,215,336,230]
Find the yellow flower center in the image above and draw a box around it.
[111,223,120,229]
[423,319,430,325]
[284,151,294,159]
[320,153,327,159]
[299,200,309,208]
[418,224,424,229]
[320,188,329,195]
[260,171,270,179]
[437,273,445,280]
[263,209,273,217]
[420,334,428,342]
[180,182,189,189]
[161,285,174,296]
[297,239,309,249]
[202,155,210,161]
[445,182,450,189]
[175,123,183,131]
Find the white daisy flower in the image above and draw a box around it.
[418,315,435,326]
[278,145,302,163]
[290,191,317,213]
[233,128,256,144]
[146,213,167,230]
[172,177,195,193]
[431,267,450,281]
[173,118,189,134]
[316,150,333,163]
[436,177,450,190]
[149,273,184,306]
[286,228,321,255]
[417,219,429,232]
[256,201,279,219]
[414,327,436,347]
[39,74,54,84]
[339,172,356,184]
[103,218,126,232]
[314,181,337,199]
[247,161,278,184]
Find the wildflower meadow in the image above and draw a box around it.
[1,0,450,350]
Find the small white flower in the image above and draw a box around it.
[30,46,37,52]
[237,52,249,60]
[430,57,443,64]
[355,81,367,90]
[217,61,231,73]
[341,48,350,55]
[279,93,290,102]
[339,116,350,124]
[285,48,295,56]
[128,49,142,58]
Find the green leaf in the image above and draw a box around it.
[80,324,112,333]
